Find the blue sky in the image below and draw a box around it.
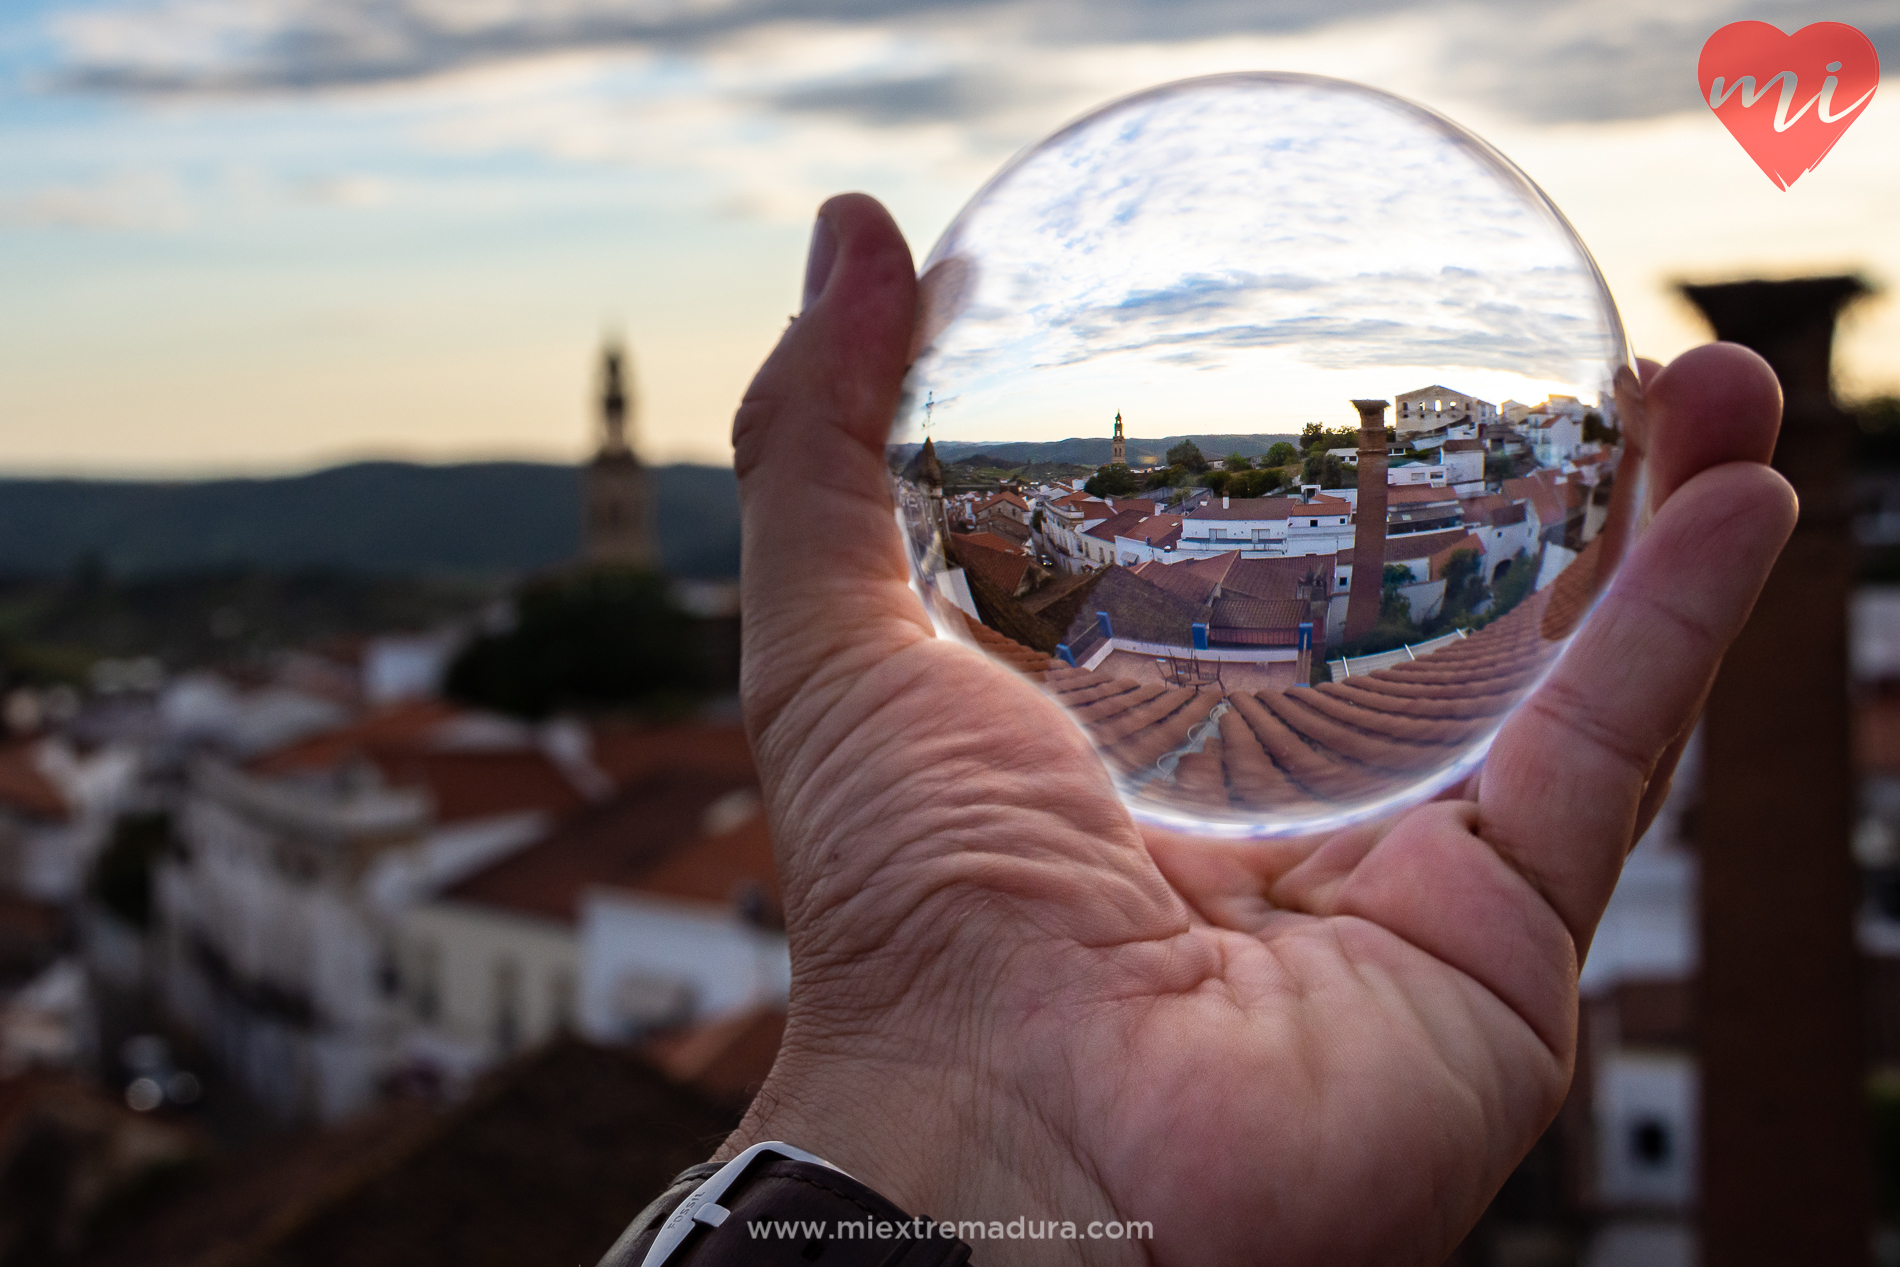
[2,0,1895,474]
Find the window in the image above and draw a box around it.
[549,968,576,1033]
[493,957,522,1055]
[1309,519,1318,527]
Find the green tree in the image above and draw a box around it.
[1166,440,1209,473]
[1301,453,1354,488]
[1431,548,1488,630]
[1581,411,1620,444]
[1224,451,1253,473]
[445,567,713,718]
[1265,441,1297,466]
[1084,464,1140,497]
[87,812,175,930]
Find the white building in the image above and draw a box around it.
[1525,412,1586,466]
[152,700,615,1121]
[1177,494,1353,560]
[398,783,786,1074]
[1440,438,1486,494]
[1394,385,1499,435]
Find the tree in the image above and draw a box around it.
[1301,453,1353,488]
[1084,464,1140,497]
[1165,440,1209,473]
[1265,441,1296,467]
[1224,451,1253,472]
[445,567,714,718]
[1582,410,1620,444]
[1200,470,1231,496]
[1432,548,1488,629]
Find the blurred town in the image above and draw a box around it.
[0,292,1896,1267]
[0,344,776,1267]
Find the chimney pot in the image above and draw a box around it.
[1222,496,1229,509]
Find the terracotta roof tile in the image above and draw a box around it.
[0,743,68,821]
[1187,494,1350,521]
[443,773,762,924]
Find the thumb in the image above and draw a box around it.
[732,193,929,733]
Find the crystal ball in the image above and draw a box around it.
[891,73,1644,836]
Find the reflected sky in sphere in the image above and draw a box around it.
[891,73,1644,836]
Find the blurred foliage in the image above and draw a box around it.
[1084,465,1141,497]
[1165,440,1209,473]
[87,812,176,930]
[1300,453,1353,489]
[0,461,741,581]
[1223,451,1253,473]
[445,567,714,719]
[1264,441,1298,467]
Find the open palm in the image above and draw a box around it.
[719,194,1792,1266]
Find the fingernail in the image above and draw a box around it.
[801,214,837,314]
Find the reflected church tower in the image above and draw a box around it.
[584,339,658,569]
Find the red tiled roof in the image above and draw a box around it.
[622,812,775,906]
[956,539,1033,597]
[0,743,67,821]
[977,492,1030,512]
[1104,498,1157,517]
[378,749,588,824]
[1188,494,1349,521]
[443,774,763,924]
[1118,513,1184,546]
[1085,509,1150,542]
[1503,472,1579,528]
[951,530,1026,556]
[1858,692,1900,776]
[1133,559,1221,606]
[586,723,756,788]
[1221,556,1334,600]
[953,539,1608,819]
[1385,484,1460,506]
[248,699,462,775]
[1442,438,1483,453]
[1337,528,1475,567]
[1208,597,1309,645]
[642,1005,786,1101]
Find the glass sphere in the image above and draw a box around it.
[891,73,1644,836]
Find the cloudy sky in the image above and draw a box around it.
[1,0,1894,474]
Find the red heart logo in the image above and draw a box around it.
[1698,21,1879,189]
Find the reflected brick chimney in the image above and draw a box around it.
[1686,275,1872,1267]
[1343,399,1390,644]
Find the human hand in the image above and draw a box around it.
[719,193,1792,1265]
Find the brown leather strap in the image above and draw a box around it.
[597,1158,973,1266]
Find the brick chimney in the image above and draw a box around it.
[1687,276,1872,1266]
[1342,399,1390,644]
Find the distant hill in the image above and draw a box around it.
[894,434,1300,468]
[0,461,740,580]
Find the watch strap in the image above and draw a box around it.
[597,1150,972,1266]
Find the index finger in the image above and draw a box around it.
[1474,345,1793,953]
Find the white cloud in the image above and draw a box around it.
[0,170,191,230]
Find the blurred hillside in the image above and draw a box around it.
[0,462,740,581]
[891,432,1299,468]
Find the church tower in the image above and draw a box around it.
[1111,411,1126,467]
[584,339,658,569]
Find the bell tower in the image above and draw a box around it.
[1111,411,1126,467]
[584,339,658,569]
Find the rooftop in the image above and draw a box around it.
[441,773,768,925]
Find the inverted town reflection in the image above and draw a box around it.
[892,74,1644,835]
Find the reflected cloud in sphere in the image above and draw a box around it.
[893,73,1644,836]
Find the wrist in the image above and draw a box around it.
[714,1015,1143,1267]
